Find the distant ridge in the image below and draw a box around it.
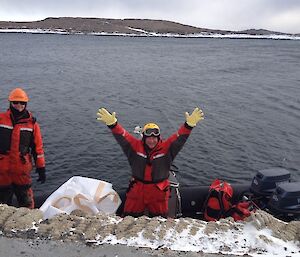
[0,17,298,36]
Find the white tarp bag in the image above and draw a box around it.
[39,176,122,220]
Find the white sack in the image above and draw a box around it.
[39,176,122,220]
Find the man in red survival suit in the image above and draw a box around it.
[0,88,46,209]
[97,107,204,217]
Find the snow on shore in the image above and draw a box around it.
[0,28,299,40]
[0,204,299,257]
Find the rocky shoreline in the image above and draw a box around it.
[0,204,299,256]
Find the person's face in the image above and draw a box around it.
[145,136,159,149]
[11,101,26,112]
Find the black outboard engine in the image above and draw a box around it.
[267,182,300,221]
[251,168,291,196]
[250,167,291,209]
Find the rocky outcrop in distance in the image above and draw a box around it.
[0,17,296,36]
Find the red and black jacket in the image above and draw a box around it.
[109,122,192,183]
[0,109,45,185]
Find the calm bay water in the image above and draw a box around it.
[0,33,299,194]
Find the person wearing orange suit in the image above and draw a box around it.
[0,88,46,208]
[97,107,204,217]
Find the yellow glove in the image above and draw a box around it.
[97,108,117,126]
[185,107,204,127]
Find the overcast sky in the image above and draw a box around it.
[1,0,300,33]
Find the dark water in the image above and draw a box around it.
[0,33,299,194]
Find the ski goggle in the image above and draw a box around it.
[12,101,26,105]
[143,128,160,137]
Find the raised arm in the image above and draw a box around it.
[96,107,140,155]
[166,107,204,160]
